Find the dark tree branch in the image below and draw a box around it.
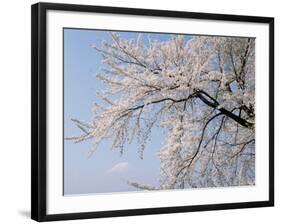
[195,90,254,128]
[119,88,253,129]
[230,139,255,159]
[175,112,223,178]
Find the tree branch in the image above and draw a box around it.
[195,90,254,128]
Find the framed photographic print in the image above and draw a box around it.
[31,2,274,222]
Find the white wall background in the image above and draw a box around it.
[0,0,279,223]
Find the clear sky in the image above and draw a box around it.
[63,28,190,195]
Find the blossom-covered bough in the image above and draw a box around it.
[67,33,255,190]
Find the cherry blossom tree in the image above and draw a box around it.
[67,32,255,190]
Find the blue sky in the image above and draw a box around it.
[63,29,190,195]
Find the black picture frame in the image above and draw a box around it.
[31,2,274,222]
